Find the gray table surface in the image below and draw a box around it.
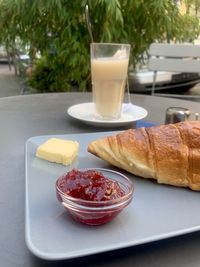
[1,92,200,267]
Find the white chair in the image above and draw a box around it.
[148,42,200,99]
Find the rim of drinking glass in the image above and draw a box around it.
[90,42,131,47]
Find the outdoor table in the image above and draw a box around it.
[1,92,200,267]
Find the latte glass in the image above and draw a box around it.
[90,43,130,120]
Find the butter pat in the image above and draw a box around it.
[36,138,79,165]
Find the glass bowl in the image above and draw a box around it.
[55,168,134,226]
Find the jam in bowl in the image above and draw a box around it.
[55,168,134,226]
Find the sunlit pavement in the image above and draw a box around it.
[0,63,21,97]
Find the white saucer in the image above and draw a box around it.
[67,102,148,127]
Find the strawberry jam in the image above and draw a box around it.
[56,168,130,225]
[57,169,125,201]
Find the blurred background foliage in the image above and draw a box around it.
[0,0,199,92]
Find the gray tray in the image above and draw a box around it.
[25,132,200,260]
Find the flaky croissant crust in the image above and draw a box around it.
[88,121,200,191]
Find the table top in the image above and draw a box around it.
[1,92,200,267]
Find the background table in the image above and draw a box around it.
[1,92,200,267]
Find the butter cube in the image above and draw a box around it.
[36,138,79,165]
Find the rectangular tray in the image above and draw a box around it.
[25,132,200,260]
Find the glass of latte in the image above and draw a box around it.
[90,43,130,120]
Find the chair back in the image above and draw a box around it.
[149,43,200,73]
[148,43,200,97]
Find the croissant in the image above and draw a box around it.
[87,121,200,191]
